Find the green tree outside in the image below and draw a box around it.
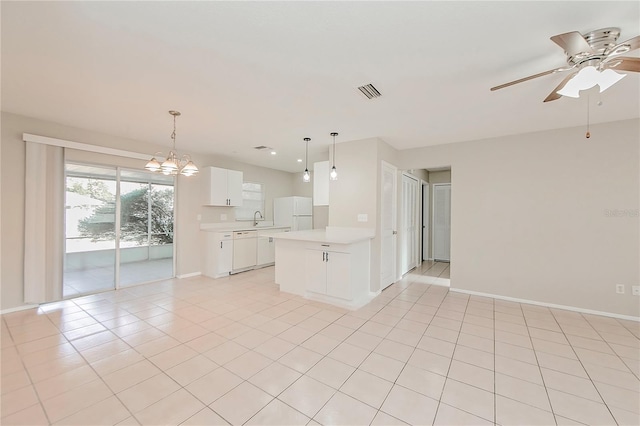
[74,182,174,245]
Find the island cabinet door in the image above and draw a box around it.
[326,251,352,300]
[305,249,327,294]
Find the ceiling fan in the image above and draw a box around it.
[491,27,640,102]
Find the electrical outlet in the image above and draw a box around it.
[632,286,640,296]
[616,284,625,294]
[220,213,227,221]
[357,214,368,222]
[196,214,202,221]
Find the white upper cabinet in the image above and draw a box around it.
[202,166,243,206]
[313,161,329,206]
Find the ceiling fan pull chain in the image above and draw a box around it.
[586,95,591,139]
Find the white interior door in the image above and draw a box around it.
[432,184,451,261]
[380,161,397,290]
[401,174,419,275]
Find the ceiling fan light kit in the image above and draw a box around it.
[556,66,626,98]
[490,27,639,102]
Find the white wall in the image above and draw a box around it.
[328,137,399,293]
[399,119,640,318]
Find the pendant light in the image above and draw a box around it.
[330,132,338,180]
[303,137,311,183]
[145,110,198,177]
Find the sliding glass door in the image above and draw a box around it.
[64,164,118,297]
[63,164,174,297]
[119,170,174,287]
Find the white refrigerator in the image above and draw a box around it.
[273,196,313,231]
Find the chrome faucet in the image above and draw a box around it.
[253,210,264,226]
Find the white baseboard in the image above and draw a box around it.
[1,304,39,315]
[450,288,640,322]
[177,272,201,279]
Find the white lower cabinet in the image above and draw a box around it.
[257,228,290,266]
[203,232,233,278]
[257,236,274,266]
[305,248,352,300]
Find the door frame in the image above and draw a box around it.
[421,180,429,262]
[400,172,420,275]
[380,161,397,290]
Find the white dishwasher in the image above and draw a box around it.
[232,230,257,273]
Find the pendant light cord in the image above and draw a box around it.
[172,114,177,149]
[330,132,339,169]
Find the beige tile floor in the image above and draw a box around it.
[1,264,639,425]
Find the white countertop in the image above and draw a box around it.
[273,227,374,244]
[200,222,290,232]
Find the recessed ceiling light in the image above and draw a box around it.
[270,151,276,155]
[297,159,302,162]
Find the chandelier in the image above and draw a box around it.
[145,110,198,176]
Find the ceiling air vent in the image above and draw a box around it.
[357,83,382,99]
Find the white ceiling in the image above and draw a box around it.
[2,1,639,172]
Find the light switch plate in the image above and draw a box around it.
[357,214,368,222]
[197,214,202,221]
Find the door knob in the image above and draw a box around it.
[392,231,397,235]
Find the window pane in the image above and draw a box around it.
[243,183,262,191]
[64,167,117,297]
[150,184,174,245]
[242,191,262,201]
[120,181,149,247]
[236,182,265,220]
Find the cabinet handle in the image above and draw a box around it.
[322,252,326,262]
[220,242,223,249]
[326,252,329,262]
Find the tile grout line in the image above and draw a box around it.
[546,309,622,425]
[520,301,558,425]
[431,284,472,424]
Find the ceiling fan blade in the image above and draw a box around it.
[543,71,578,103]
[550,31,593,56]
[606,35,640,58]
[490,68,563,91]
[621,35,640,52]
[609,56,640,72]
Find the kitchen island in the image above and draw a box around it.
[274,227,375,309]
